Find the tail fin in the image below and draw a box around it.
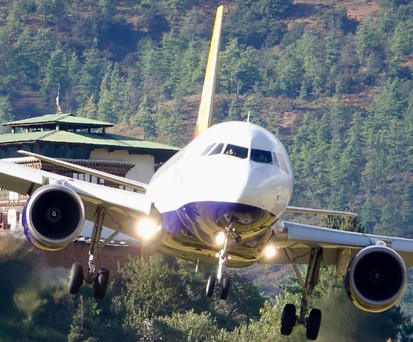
[194,5,224,137]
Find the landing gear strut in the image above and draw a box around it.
[67,207,111,300]
[205,221,237,300]
[280,249,323,340]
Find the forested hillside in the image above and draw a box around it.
[0,0,412,234]
[1,0,413,340]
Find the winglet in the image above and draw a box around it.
[194,5,224,137]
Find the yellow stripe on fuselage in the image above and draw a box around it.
[194,5,224,137]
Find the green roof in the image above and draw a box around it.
[3,113,114,129]
[0,130,178,152]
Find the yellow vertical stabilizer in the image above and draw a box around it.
[194,5,224,137]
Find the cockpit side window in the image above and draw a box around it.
[272,152,280,168]
[209,143,224,155]
[202,143,216,156]
[276,152,290,174]
[224,144,248,159]
[251,149,272,164]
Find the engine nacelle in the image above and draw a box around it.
[345,244,407,313]
[22,184,85,251]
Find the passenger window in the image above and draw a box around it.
[224,144,248,159]
[251,149,272,164]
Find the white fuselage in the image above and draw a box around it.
[147,121,294,266]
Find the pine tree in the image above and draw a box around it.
[218,38,260,96]
[133,95,157,140]
[77,44,107,106]
[0,95,14,125]
[40,45,69,103]
[67,296,102,342]
[77,95,97,119]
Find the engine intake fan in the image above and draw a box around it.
[22,184,85,251]
[345,244,406,313]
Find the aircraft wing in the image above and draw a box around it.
[266,221,413,267]
[0,159,160,238]
[285,206,357,217]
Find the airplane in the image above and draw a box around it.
[1,5,413,341]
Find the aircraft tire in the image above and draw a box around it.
[206,274,216,297]
[68,263,84,295]
[220,277,231,300]
[306,308,322,341]
[94,268,109,300]
[280,303,296,336]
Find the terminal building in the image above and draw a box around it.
[0,113,177,269]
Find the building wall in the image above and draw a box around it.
[90,149,154,183]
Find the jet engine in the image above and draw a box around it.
[345,244,407,313]
[22,184,85,251]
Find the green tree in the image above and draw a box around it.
[297,29,325,99]
[12,28,55,86]
[0,96,14,126]
[40,45,69,103]
[113,256,191,320]
[174,40,203,98]
[379,199,402,235]
[155,102,186,146]
[159,310,221,342]
[209,272,265,329]
[333,112,365,207]
[67,296,103,342]
[77,44,107,106]
[227,0,290,48]
[35,0,67,23]
[360,194,380,232]
[227,97,243,121]
[218,38,260,96]
[65,52,81,110]
[77,95,97,119]
[355,18,385,80]
[97,63,125,123]
[275,43,303,97]
[133,95,158,139]
[400,182,413,231]
[390,20,413,59]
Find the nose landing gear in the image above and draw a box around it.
[205,221,238,300]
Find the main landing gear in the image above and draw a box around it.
[67,207,111,300]
[205,222,238,300]
[280,249,323,341]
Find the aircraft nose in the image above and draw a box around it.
[242,162,292,214]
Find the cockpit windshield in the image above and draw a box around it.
[203,143,277,165]
[250,148,272,164]
[224,144,248,159]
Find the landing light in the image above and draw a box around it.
[264,245,277,259]
[136,217,160,241]
[215,231,226,246]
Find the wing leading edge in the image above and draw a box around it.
[0,159,159,235]
[265,221,413,267]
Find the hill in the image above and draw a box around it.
[0,1,413,339]
[0,0,412,231]
[0,0,384,128]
